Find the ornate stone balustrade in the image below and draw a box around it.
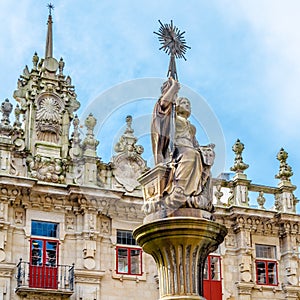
[212,140,297,213]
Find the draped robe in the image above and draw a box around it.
[151,97,204,196]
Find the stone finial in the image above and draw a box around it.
[1,99,13,126]
[82,113,99,156]
[124,115,134,135]
[23,65,30,77]
[85,113,97,132]
[69,115,82,159]
[59,57,65,75]
[13,104,22,128]
[73,115,80,137]
[230,139,249,174]
[275,148,293,182]
[32,52,39,70]
[114,115,144,156]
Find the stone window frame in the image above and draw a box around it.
[115,230,143,276]
[116,245,143,276]
[255,244,278,286]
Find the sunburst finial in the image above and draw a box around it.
[154,20,191,80]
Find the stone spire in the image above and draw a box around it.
[12,5,80,184]
[45,8,53,58]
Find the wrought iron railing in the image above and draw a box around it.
[16,259,74,292]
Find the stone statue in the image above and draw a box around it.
[151,77,215,212]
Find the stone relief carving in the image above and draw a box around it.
[14,210,24,225]
[36,95,63,143]
[112,116,147,192]
[26,155,66,183]
[239,255,252,283]
[100,215,111,235]
[66,215,75,230]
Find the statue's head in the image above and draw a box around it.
[176,97,191,118]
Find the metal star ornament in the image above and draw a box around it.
[154,20,191,80]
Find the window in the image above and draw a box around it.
[255,244,278,286]
[30,239,58,267]
[29,221,59,289]
[117,230,137,246]
[116,230,142,275]
[31,221,58,238]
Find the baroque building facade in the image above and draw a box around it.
[0,11,299,300]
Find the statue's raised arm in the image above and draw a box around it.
[151,77,180,165]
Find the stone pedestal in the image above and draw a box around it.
[133,209,227,300]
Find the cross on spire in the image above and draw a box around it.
[47,3,54,16]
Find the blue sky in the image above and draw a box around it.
[1,0,300,208]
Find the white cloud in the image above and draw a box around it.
[219,0,300,136]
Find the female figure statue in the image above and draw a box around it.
[151,77,214,211]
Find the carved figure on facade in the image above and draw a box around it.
[143,77,215,215]
[112,115,147,192]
